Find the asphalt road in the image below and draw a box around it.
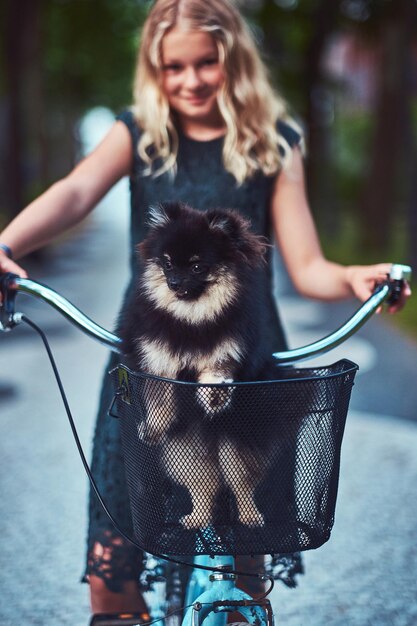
[0,185,416,625]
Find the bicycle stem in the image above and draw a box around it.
[0,263,412,363]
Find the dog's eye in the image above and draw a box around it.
[191,264,203,274]
[163,259,173,271]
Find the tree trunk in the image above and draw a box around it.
[3,0,24,218]
[303,0,341,232]
[3,0,44,220]
[406,136,417,272]
[402,1,417,270]
[358,0,411,255]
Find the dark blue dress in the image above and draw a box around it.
[83,110,303,592]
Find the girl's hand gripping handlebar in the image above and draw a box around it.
[272,263,412,364]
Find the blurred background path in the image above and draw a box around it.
[0,112,416,625]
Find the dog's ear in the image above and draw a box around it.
[207,209,268,266]
[140,202,189,259]
[208,209,248,241]
[138,203,171,260]
[147,204,171,229]
[147,202,190,229]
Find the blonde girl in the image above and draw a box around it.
[0,0,409,619]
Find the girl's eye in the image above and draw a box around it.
[163,64,182,73]
[201,58,218,67]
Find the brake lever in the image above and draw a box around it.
[0,272,20,331]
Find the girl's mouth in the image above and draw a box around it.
[185,93,210,105]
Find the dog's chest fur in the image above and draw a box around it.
[135,335,244,379]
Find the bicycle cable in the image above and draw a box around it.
[20,314,275,592]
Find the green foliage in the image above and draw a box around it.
[389,279,417,341]
[42,0,148,112]
[321,213,417,338]
[321,211,409,264]
[332,110,374,207]
[242,0,315,113]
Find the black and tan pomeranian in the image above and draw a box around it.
[120,202,274,529]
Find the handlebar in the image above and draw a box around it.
[0,264,412,364]
[0,274,122,352]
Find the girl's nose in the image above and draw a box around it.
[184,67,202,88]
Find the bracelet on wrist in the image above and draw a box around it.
[0,243,13,259]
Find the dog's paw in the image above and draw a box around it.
[204,386,234,414]
[137,421,164,445]
[196,375,234,416]
[238,509,265,527]
[180,512,212,529]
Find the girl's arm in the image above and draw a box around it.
[271,148,410,312]
[0,120,133,274]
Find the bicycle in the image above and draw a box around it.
[0,263,411,626]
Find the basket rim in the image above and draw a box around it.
[110,358,359,388]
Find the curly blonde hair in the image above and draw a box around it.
[132,0,303,183]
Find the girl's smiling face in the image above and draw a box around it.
[161,28,225,135]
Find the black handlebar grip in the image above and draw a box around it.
[387,279,405,305]
[0,273,19,330]
[386,264,412,306]
[0,271,18,289]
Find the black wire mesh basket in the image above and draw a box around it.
[109,359,358,556]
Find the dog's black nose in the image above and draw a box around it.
[167,277,181,291]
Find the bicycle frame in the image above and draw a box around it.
[182,556,273,626]
[0,264,411,626]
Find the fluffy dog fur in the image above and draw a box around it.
[120,202,273,529]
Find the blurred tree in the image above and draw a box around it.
[0,0,147,221]
[244,0,417,262]
[243,0,342,232]
[351,0,417,257]
[1,0,43,220]
[1,0,416,268]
